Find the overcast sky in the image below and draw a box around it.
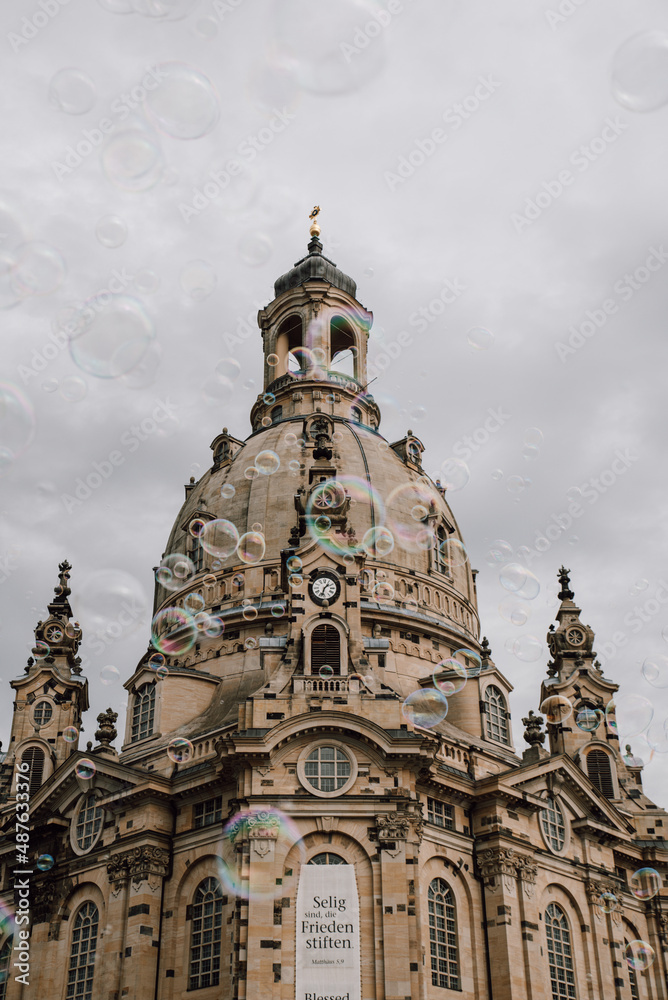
[1,0,668,805]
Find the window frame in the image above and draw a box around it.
[0,937,12,1000]
[188,877,224,992]
[297,741,357,799]
[66,901,99,1000]
[484,685,510,746]
[427,798,455,831]
[545,902,577,1000]
[71,793,104,856]
[427,876,460,991]
[21,745,46,797]
[194,796,223,829]
[583,746,617,799]
[32,699,54,728]
[539,795,569,856]
[131,681,156,743]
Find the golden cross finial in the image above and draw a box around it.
[309,205,321,238]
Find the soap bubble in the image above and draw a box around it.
[180,260,217,299]
[625,940,655,972]
[200,519,239,559]
[498,595,530,626]
[440,457,470,491]
[540,694,572,724]
[49,68,96,114]
[75,759,96,780]
[467,326,494,350]
[12,242,66,296]
[100,664,120,685]
[642,653,668,688]
[524,427,543,447]
[242,604,258,622]
[155,553,196,592]
[167,737,194,763]
[149,652,166,671]
[67,294,155,379]
[151,607,197,655]
[575,708,601,733]
[184,592,205,614]
[486,539,513,566]
[63,726,79,743]
[513,635,543,662]
[221,483,236,499]
[102,126,164,191]
[597,891,619,914]
[36,854,55,872]
[95,214,128,248]
[271,604,285,618]
[0,383,36,466]
[237,531,265,564]
[500,564,540,600]
[629,867,661,901]
[218,806,305,900]
[59,375,88,402]
[286,555,302,573]
[402,688,448,728]
[319,664,333,679]
[74,569,147,638]
[144,62,219,139]
[239,232,273,266]
[606,694,653,740]
[612,30,668,112]
[433,658,467,696]
[362,526,394,557]
[256,450,280,475]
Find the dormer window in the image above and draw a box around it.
[271,405,283,424]
[131,682,156,742]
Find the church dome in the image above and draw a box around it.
[273,232,357,299]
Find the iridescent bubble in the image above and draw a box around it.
[180,260,217,299]
[491,469,503,482]
[33,640,50,659]
[239,232,273,266]
[386,480,438,554]
[63,726,79,743]
[251,523,262,533]
[319,664,333,679]
[647,717,668,754]
[42,378,58,393]
[215,357,241,381]
[167,737,194,763]
[245,466,259,480]
[256,450,280,475]
[372,581,395,602]
[36,854,54,872]
[149,652,166,670]
[242,604,258,622]
[625,940,655,972]
[144,62,219,139]
[630,868,661,901]
[244,636,257,650]
[204,616,224,638]
[467,326,494,351]
[402,688,449,728]
[500,563,540,600]
[12,242,66,296]
[220,483,236,500]
[0,383,36,466]
[288,459,301,473]
[362,526,394,557]
[67,294,155,379]
[100,664,120,685]
[507,475,528,494]
[286,555,302,573]
[486,539,513,566]
[440,457,470,491]
[202,574,217,589]
[289,573,303,588]
[411,503,428,521]
[155,553,196,592]
[642,653,668,688]
[540,694,572,724]
[151,606,197,655]
[439,538,468,572]
[607,694,653,740]
[95,214,128,249]
[189,518,206,538]
[273,0,386,95]
[237,531,265,564]
[575,708,601,733]
[612,30,668,112]
[267,353,279,367]
[314,515,331,533]
[524,427,543,446]
[102,126,164,191]
[218,806,305,900]
[433,658,467,696]
[200,519,239,559]
[232,573,244,590]
[59,375,87,402]
[74,569,147,638]
[271,603,285,618]
[75,758,96,780]
[49,68,96,114]
[513,635,543,662]
[522,444,540,461]
[284,432,298,446]
[184,592,205,614]
[499,595,530,626]
[263,392,276,405]
[597,891,619,914]
[133,268,160,294]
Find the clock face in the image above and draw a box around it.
[567,627,585,646]
[309,572,340,605]
[45,625,63,642]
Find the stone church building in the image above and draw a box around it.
[0,224,666,999]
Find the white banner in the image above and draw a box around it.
[295,863,361,1000]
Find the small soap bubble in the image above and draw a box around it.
[167,737,194,763]
[151,607,197,655]
[144,62,219,139]
[625,940,655,972]
[42,378,59,393]
[467,326,494,351]
[102,126,164,191]
[612,30,668,112]
[149,652,166,670]
[242,605,258,621]
[440,457,470,491]
[319,664,333,678]
[513,635,543,662]
[271,604,285,618]
[237,531,265,564]
[221,483,236,499]
[433,658,467,696]
[180,260,217,299]
[244,636,257,650]
[95,214,127,248]
[200,519,239,559]
[286,555,302,573]
[402,688,448,728]
[289,573,303,588]
[238,232,273,266]
[597,891,619,914]
[642,653,668,688]
[34,640,50,659]
[49,68,96,115]
[36,854,54,872]
[184,592,205,614]
[491,469,503,482]
[486,539,513,566]
[63,726,79,743]
[500,564,540,600]
[75,758,96,780]
[575,708,601,732]
[256,450,280,475]
[100,664,120,685]
[12,241,66,296]
[133,269,160,294]
[540,694,572,724]
[629,867,661,901]
[245,466,259,480]
[267,353,279,366]
[59,375,87,402]
[189,518,206,538]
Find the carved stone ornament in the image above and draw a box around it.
[376,814,410,844]
[477,847,519,894]
[107,846,170,887]
[585,879,623,924]
[514,854,539,898]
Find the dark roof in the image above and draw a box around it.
[274,236,357,298]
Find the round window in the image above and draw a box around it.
[297,742,357,798]
[33,701,53,727]
[540,796,567,853]
[72,794,104,854]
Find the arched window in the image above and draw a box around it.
[188,878,223,991]
[131,682,156,742]
[330,316,357,379]
[75,794,103,852]
[67,902,99,1000]
[484,686,509,745]
[545,903,576,1000]
[0,937,12,1000]
[277,314,303,375]
[428,877,459,990]
[540,797,566,852]
[308,853,346,865]
[304,746,351,793]
[271,405,283,424]
[21,747,45,796]
[625,938,639,999]
[350,406,362,424]
[586,749,614,798]
[311,624,341,675]
[33,700,52,727]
